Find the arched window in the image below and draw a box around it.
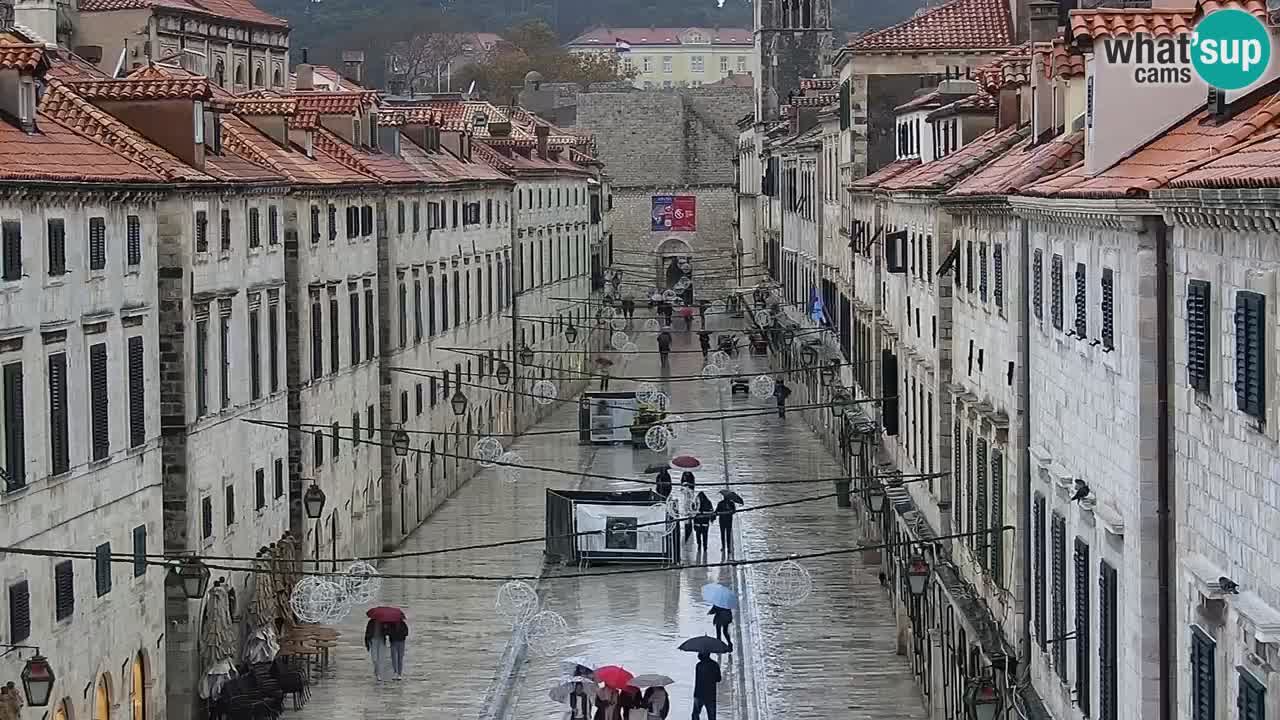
[234,62,244,85]
[780,0,790,27]
[214,58,225,86]
[53,700,71,720]
[132,653,147,720]
[802,0,813,27]
[95,675,112,720]
[272,67,282,87]
[253,65,263,87]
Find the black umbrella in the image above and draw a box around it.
[678,635,731,654]
[718,490,744,505]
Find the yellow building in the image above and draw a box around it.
[566,26,754,89]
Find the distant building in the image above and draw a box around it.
[754,0,836,121]
[566,26,754,90]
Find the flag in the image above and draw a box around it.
[615,39,632,52]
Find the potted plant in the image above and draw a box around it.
[630,402,666,448]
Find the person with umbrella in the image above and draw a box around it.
[642,685,670,719]
[366,607,408,681]
[698,299,710,326]
[714,491,739,556]
[698,330,711,361]
[619,686,646,720]
[680,471,697,541]
[567,680,593,720]
[691,652,721,719]
[709,606,733,651]
[692,492,714,554]
[654,467,673,499]
[773,377,792,418]
[622,296,636,321]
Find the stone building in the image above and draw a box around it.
[0,39,167,720]
[577,85,751,299]
[753,0,834,121]
[566,26,755,90]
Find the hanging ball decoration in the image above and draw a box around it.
[342,561,382,604]
[750,375,776,400]
[662,289,678,303]
[767,559,814,607]
[644,425,671,453]
[495,580,540,627]
[475,437,505,467]
[612,331,631,350]
[531,380,559,406]
[644,318,660,332]
[635,382,660,404]
[652,392,671,412]
[674,277,691,292]
[524,609,571,657]
[664,491,686,532]
[622,342,639,358]
[611,317,628,331]
[708,351,732,368]
[701,364,721,385]
[600,306,616,321]
[755,309,772,326]
[664,414,684,437]
[290,576,350,625]
[497,451,523,484]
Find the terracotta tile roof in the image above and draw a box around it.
[472,142,515,171]
[293,91,379,116]
[849,0,1013,52]
[401,136,513,184]
[567,26,752,46]
[1164,127,1280,188]
[800,78,837,91]
[69,73,212,101]
[882,124,1029,192]
[1034,40,1086,79]
[896,91,946,113]
[77,0,288,28]
[791,93,837,108]
[0,43,45,72]
[43,48,112,81]
[928,91,998,120]
[1024,91,1280,198]
[949,130,1084,196]
[39,80,213,182]
[849,159,920,191]
[977,42,1032,92]
[1071,0,1267,42]
[230,97,298,116]
[204,147,284,183]
[313,128,423,184]
[0,111,162,184]
[221,115,376,186]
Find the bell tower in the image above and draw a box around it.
[754,0,834,121]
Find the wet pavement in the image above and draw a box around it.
[292,307,926,720]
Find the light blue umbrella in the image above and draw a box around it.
[701,583,738,609]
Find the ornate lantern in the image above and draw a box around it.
[168,556,212,600]
[906,554,931,596]
[302,482,326,520]
[964,676,1003,720]
[392,426,411,456]
[20,654,55,707]
[519,344,535,366]
[564,322,579,344]
[450,388,469,417]
[496,361,512,386]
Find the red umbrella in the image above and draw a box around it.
[366,606,405,623]
[671,455,701,471]
[593,665,634,690]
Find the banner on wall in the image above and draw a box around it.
[651,195,697,232]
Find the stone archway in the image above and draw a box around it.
[94,673,113,720]
[654,237,695,298]
[53,697,74,720]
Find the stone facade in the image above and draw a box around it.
[0,191,166,720]
[753,0,834,121]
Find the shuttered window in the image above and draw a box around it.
[979,243,988,302]
[1051,254,1064,330]
[364,288,375,358]
[414,279,424,342]
[397,200,406,234]
[268,206,280,245]
[310,205,321,244]
[412,201,421,232]
[1033,249,1043,320]
[273,458,284,499]
[1051,511,1067,677]
[1238,669,1265,720]
[1101,268,1115,350]
[248,307,261,401]
[89,343,109,461]
[48,352,69,475]
[1099,560,1119,720]
[47,218,66,275]
[331,421,340,458]
[993,244,1004,309]
[219,208,231,251]
[313,430,323,469]
[248,207,261,248]
[427,276,437,336]
[953,422,962,531]
[95,542,112,596]
[7,580,29,642]
[268,301,279,393]
[990,450,1004,586]
[128,336,145,448]
[965,431,975,544]
[2,362,23,490]
[88,216,107,270]
[132,525,147,577]
[201,496,213,539]
[196,210,209,252]
[219,308,231,408]
[975,438,988,566]
[1074,262,1088,337]
[254,468,265,509]
[349,291,361,365]
[224,483,235,526]
[325,204,336,242]
[1234,291,1266,421]
[328,293,339,374]
[54,561,73,620]
[126,215,141,267]
[196,318,209,416]
[360,205,374,236]
[310,292,323,381]
[1188,280,1212,392]
[1074,538,1092,716]
[2,220,21,281]
[398,281,408,348]
[1190,627,1216,720]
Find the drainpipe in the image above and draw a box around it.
[1155,217,1174,720]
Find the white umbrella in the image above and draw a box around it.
[550,677,596,704]
[631,673,675,687]
[561,656,596,675]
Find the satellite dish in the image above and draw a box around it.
[465,80,476,100]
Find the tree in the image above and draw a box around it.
[454,19,637,99]
[386,31,470,94]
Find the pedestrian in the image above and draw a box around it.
[593,686,617,720]
[657,330,672,369]
[693,492,713,554]
[655,467,673,498]
[681,471,697,541]
[387,618,409,680]
[710,606,734,650]
[698,331,711,360]
[622,297,636,320]
[679,306,695,331]
[0,682,23,720]
[773,378,792,418]
[698,299,709,325]
[568,681,593,720]
[714,494,736,555]
[599,368,611,391]
[691,652,721,720]
[620,686,646,720]
[364,618,389,682]
[642,686,670,719]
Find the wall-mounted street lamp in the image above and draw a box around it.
[302,482,326,520]
[564,322,579,344]
[0,651,57,707]
[166,556,212,601]
[450,388,469,417]
[865,479,887,514]
[496,361,512,386]
[519,344,535,367]
[905,554,931,597]
[830,388,852,418]
[964,675,1003,720]
[820,360,838,386]
[800,344,818,367]
[392,425,411,456]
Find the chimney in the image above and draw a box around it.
[0,66,38,132]
[1028,0,1060,43]
[535,123,550,159]
[296,48,314,91]
[12,0,57,45]
[341,50,365,84]
[998,87,1020,129]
